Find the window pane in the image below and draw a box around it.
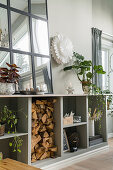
[11,12,30,52]
[34,56,52,93]
[10,0,28,12]
[13,53,33,90]
[0,0,7,5]
[32,19,49,55]
[0,7,9,48]
[0,51,10,67]
[31,0,47,19]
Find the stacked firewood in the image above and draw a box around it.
[31,99,57,162]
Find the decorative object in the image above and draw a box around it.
[63,129,70,152]
[68,132,79,152]
[73,116,81,123]
[89,135,103,146]
[0,63,20,95]
[51,34,73,64]
[88,108,103,136]
[0,152,3,160]
[66,83,75,94]
[63,111,74,125]
[36,84,48,95]
[64,52,106,94]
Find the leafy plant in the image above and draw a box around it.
[0,63,20,84]
[64,52,106,86]
[9,136,23,153]
[0,106,17,133]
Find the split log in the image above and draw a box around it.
[42,114,47,124]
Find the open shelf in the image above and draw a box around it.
[63,122,87,128]
[0,132,28,140]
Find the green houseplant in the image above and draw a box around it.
[0,106,18,136]
[0,63,20,95]
[64,52,106,94]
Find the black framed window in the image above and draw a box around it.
[0,0,53,93]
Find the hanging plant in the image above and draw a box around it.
[9,136,23,153]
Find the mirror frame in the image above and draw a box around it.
[0,0,53,93]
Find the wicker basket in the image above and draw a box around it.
[0,124,5,136]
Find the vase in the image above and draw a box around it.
[89,119,95,136]
[0,83,15,95]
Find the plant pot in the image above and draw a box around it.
[0,124,5,136]
[0,83,15,95]
[82,81,91,94]
[82,85,91,94]
[89,119,95,137]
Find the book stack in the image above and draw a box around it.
[89,135,103,146]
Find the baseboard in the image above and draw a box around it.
[40,145,109,170]
[108,133,113,138]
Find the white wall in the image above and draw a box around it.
[92,0,113,35]
[47,0,113,94]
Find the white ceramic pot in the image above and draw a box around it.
[82,85,90,94]
[0,83,15,95]
[89,119,95,137]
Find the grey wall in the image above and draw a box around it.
[47,0,113,94]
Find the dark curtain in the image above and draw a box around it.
[92,27,102,89]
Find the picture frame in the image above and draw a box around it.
[63,129,70,152]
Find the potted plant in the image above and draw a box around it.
[64,52,106,94]
[0,63,20,95]
[0,106,18,136]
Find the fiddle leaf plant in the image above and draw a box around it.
[64,52,106,87]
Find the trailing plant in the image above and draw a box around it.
[0,106,23,153]
[9,136,23,153]
[0,106,17,133]
[0,63,20,84]
[64,52,106,87]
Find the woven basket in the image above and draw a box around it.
[0,124,5,136]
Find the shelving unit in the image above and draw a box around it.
[0,94,108,169]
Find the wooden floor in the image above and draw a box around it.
[60,138,113,170]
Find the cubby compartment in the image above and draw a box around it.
[63,96,88,123]
[0,135,28,163]
[0,97,29,164]
[31,97,62,166]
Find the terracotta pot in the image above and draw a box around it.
[0,124,5,136]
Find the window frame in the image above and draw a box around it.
[0,0,53,92]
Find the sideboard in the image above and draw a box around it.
[0,94,108,169]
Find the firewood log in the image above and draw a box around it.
[42,114,47,123]
[46,123,54,130]
[49,147,57,152]
[39,125,46,132]
[31,135,41,151]
[31,153,36,163]
[43,131,49,138]
[32,111,38,120]
[47,107,54,112]
[40,152,50,160]
[36,100,44,105]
